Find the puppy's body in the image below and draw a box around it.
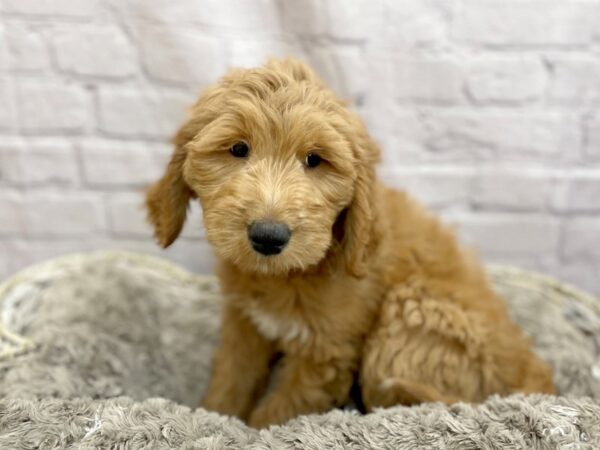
[147,59,555,428]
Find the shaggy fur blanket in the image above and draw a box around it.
[0,251,599,449]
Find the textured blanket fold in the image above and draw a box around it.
[0,251,599,449]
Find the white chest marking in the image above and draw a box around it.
[244,306,311,343]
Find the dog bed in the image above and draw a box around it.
[0,251,599,449]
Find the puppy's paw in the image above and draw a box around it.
[248,396,294,429]
[247,408,272,429]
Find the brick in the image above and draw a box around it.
[230,39,304,70]
[79,139,169,187]
[4,239,105,277]
[466,57,546,103]
[108,193,204,239]
[4,24,51,71]
[0,241,9,280]
[358,53,396,107]
[422,112,580,157]
[112,0,195,24]
[53,25,137,78]
[453,0,599,47]
[0,192,24,235]
[379,168,472,209]
[21,192,106,237]
[97,88,189,139]
[0,77,16,129]
[486,255,557,275]
[332,46,367,103]
[472,170,554,211]
[146,238,216,273]
[117,0,279,30]
[17,80,89,133]
[305,47,341,94]
[88,239,162,256]
[181,202,205,239]
[395,58,465,104]
[163,238,214,274]
[563,218,600,261]
[41,237,215,274]
[324,0,385,40]
[279,0,327,35]
[452,214,561,256]
[106,237,214,274]
[378,0,448,49]
[549,262,600,297]
[494,257,600,297]
[553,174,600,213]
[0,138,79,186]
[0,0,99,18]
[208,0,279,30]
[548,57,600,103]
[585,114,600,159]
[106,192,153,238]
[138,26,225,85]
[359,89,427,135]
[0,26,8,69]
[360,108,428,164]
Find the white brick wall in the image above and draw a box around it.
[17,80,90,133]
[53,25,138,78]
[0,0,599,296]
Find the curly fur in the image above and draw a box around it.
[146,58,555,428]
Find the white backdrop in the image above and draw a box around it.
[1,0,599,295]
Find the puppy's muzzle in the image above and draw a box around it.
[248,221,291,256]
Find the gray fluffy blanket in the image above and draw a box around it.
[0,251,599,449]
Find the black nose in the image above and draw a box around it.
[248,221,291,256]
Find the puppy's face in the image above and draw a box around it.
[147,59,379,276]
[185,101,356,275]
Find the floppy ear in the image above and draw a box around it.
[145,129,193,248]
[342,126,380,277]
[146,80,223,247]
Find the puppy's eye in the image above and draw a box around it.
[304,152,322,168]
[230,142,249,158]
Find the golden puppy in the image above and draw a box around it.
[146,58,555,428]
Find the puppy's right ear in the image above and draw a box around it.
[146,80,225,247]
[146,129,193,248]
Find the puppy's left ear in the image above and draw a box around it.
[146,128,194,248]
[342,123,380,277]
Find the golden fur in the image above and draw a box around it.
[146,58,555,428]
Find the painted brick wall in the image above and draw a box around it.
[1,0,599,295]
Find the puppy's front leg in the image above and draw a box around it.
[201,303,274,421]
[248,355,355,428]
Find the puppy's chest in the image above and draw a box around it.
[237,288,325,346]
[243,304,311,344]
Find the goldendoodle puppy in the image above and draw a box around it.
[146,58,555,428]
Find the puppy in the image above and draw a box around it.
[146,58,555,428]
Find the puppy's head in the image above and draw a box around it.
[146,59,380,277]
